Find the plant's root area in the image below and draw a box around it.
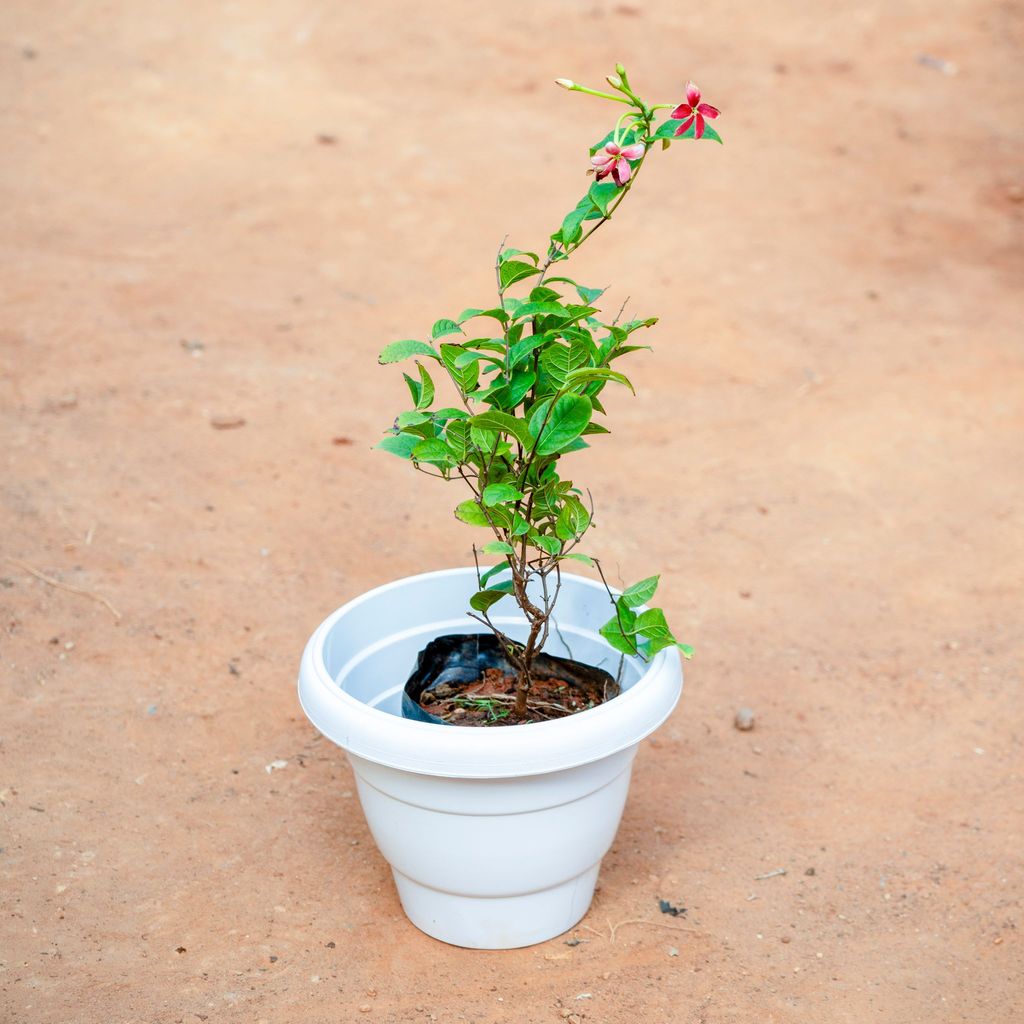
[418,667,609,726]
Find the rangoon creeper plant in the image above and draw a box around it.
[376,66,722,720]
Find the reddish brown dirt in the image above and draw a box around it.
[420,668,609,725]
[2,2,1022,1022]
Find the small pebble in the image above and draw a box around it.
[210,415,246,430]
[359,1005,371,1013]
[734,707,755,731]
[805,867,816,876]
[781,935,791,944]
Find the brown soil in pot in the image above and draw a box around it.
[418,666,610,725]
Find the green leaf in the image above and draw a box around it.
[555,497,591,541]
[433,407,469,422]
[509,334,547,370]
[396,410,431,428]
[432,318,463,340]
[470,588,510,613]
[479,565,512,587]
[588,181,619,216]
[445,419,470,461]
[621,575,660,608]
[540,340,590,388]
[581,421,610,435]
[678,642,695,659]
[599,617,641,657]
[563,552,595,566]
[469,411,534,448]
[630,607,672,640]
[481,540,516,556]
[513,301,571,321]
[529,285,563,303]
[499,259,542,289]
[454,349,503,369]
[482,482,524,506]
[507,369,536,407]
[441,344,480,394]
[576,283,605,305]
[533,534,562,556]
[654,120,723,145]
[510,513,530,537]
[415,362,434,411]
[499,248,539,265]
[411,438,451,465]
[374,432,420,459]
[565,367,635,394]
[454,499,491,527]
[561,204,591,245]
[460,306,509,325]
[379,339,439,364]
[528,395,593,456]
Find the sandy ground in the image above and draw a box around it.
[2,1,1023,1021]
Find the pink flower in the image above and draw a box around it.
[591,141,645,186]
[671,81,721,139]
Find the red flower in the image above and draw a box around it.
[671,81,720,139]
[591,141,645,186]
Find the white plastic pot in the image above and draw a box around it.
[297,567,683,949]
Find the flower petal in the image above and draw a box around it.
[694,112,706,139]
[670,102,693,119]
[685,81,701,106]
[619,142,645,160]
[591,152,614,167]
[595,164,611,180]
[673,114,696,136]
[613,157,632,185]
[605,142,621,156]
[696,102,720,119]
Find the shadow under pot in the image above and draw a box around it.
[402,633,620,726]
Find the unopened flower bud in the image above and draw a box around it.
[606,74,623,89]
[554,78,576,90]
[615,62,627,78]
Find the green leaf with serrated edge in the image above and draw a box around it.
[469,411,533,448]
[528,395,592,456]
[533,534,562,556]
[415,362,434,410]
[482,482,524,506]
[379,339,439,364]
[499,260,542,289]
[565,367,635,394]
[588,181,619,216]
[621,575,660,608]
[411,439,450,465]
[440,344,479,394]
[374,433,420,459]
[470,589,509,613]
[563,552,595,566]
[396,410,431,428]
[481,540,516,556]
[431,318,463,340]
[499,248,539,265]
[454,499,490,527]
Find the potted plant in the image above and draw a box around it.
[298,66,722,949]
